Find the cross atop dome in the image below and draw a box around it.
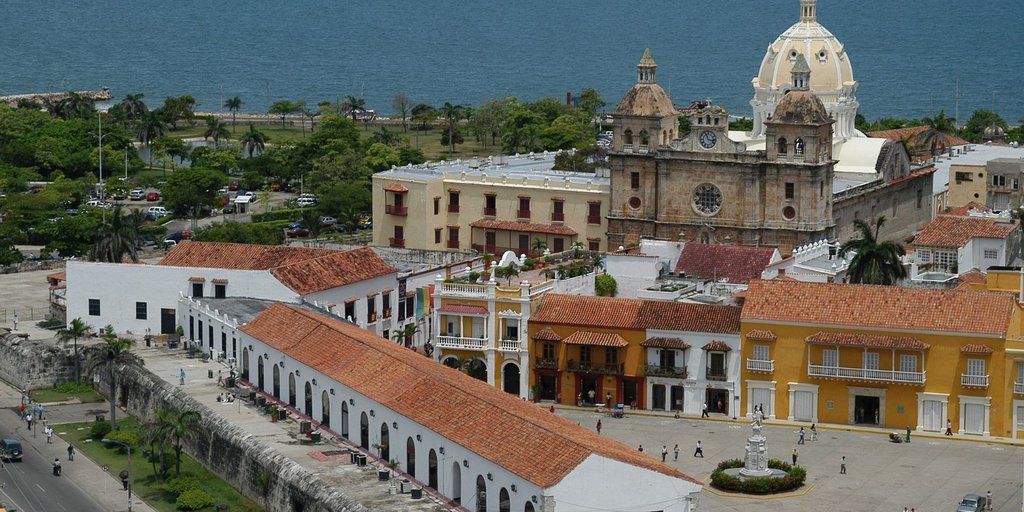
[800,0,816,22]
[637,48,657,84]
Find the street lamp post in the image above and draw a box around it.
[96,111,115,203]
[102,438,133,512]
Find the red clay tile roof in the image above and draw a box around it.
[867,126,969,150]
[945,201,990,216]
[469,219,577,236]
[532,294,741,334]
[955,271,987,290]
[159,243,395,295]
[532,327,562,341]
[912,215,1019,248]
[562,331,629,347]
[47,271,66,282]
[211,278,229,284]
[702,341,732,352]
[674,244,777,284]
[383,183,409,192]
[960,344,994,354]
[743,279,1015,336]
[240,303,699,487]
[437,304,489,315]
[806,331,930,350]
[746,329,777,341]
[269,247,397,295]
[641,337,690,349]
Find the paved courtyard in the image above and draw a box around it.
[557,408,1022,512]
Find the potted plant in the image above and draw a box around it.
[531,383,544,403]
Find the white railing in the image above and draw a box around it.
[746,359,775,372]
[808,364,926,384]
[436,336,488,350]
[961,373,989,388]
[637,144,649,154]
[498,339,522,351]
[1014,382,1024,394]
[622,144,634,153]
[438,283,488,297]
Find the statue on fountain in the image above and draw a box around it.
[739,406,772,477]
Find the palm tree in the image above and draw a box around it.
[57,318,90,382]
[83,330,143,430]
[89,205,140,262]
[299,208,323,239]
[202,116,231,145]
[338,207,362,233]
[440,102,466,155]
[918,109,956,158]
[142,411,171,479]
[159,406,201,476]
[531,237,548,255]
[391,323,421,346]
[344,95,366,121]
[136,111,166,168]
[839,216,908,285]
[117,93,148,128]
[239,124,268,157]
[223,96,243,132]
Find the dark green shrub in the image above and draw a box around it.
[55,382,93,394]
[167,474,203,497]
[175,489,216,510]
[709,457,806,494]
[103,429,137,447]
[251,208,302,223]
[90,421,112,440]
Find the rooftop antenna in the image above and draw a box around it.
[954,74,960,128]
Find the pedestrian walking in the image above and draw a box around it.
[661,445,668,462]
[179,367,186,385]
[701,402,709,418]
[810,423,818,441]
[67,444,75,461]
[52,458,61,476]
[673,444,679,461]
[694,440,703,458]
[19,403,26,419]
[25,412,33,430]
[549,405,555,413]
[986,490,992,511]
[596,419,602,435]
[35,403,44,420]
[840,455,846,474]
[13,313,18,331]
[944,419,953,436]
[638,444,644,452]
[45,425,53,443]
[792,448,798,465]
[798,427,805,444]
[217,370,224,386]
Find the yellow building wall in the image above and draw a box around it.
[741,323,1014,436]
[946,164,988,209]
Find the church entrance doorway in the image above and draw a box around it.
[855,395,880,425]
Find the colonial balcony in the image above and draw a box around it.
[535,358,559,370]
[1014,382,1024,394]
[961,373,989,388]
[389,237,405,248]
[436,282,487,298]
[483,207,496,217]
[385,204,408,216]
[498,338,523,352]
[448,204,460,213]
[436,335,487,351]
[587,215,601,225]
[622,144,634,153]
[516,209,531,219]
[644,364,687,379]
[568,360,624,375]
[808,364,926,384]
[705,368,728,381]
[447,240,460,249]
[551,211,565,222]
[637,144,649,154]
[746,359,775,373]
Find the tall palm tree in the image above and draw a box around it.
[918,109,956,158]
[299,208,323,239]
[136,111,166,168]
[202,116,231,145]
[223,96,243,132]
[391,323,420,346]
[89,205,140,263]
[142,410,171,479]
[57,317,90,382]
[344,95,366,121]
[440,102,466,155]
[839,216,907,285]
[239,124,268,157]
[159,406,201,476]
[83,330,143,430]
[117,93,148,128]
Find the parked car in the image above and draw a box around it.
[285,222,310,238]
[357,214,372,230]
[222,203,236,214]
[109,190,127,200]
[0,438,23,461]
[228,180,240,191]
[147,206,169,217]
[129,188,145,201]
[85,199,111,209]
[146,192,160,201]
[296,197,317,208]
[164,230,192,243]
[320,216,337,227]
[957,494,987,512]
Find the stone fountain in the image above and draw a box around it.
[723,409,786,480]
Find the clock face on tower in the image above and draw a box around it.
[699,130,717,149]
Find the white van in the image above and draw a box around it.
[147,206,169,217]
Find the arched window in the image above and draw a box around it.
[499,488,511,512]
[623,129,633,145]
[272,364,281,398]
[288,372,296,407]
[475,475,487,512]
[428,449,438,489]
[257,356,265,391]
[705,115,711,125]
[639,130,649,145]
[341,401,349,438]
[321,390,330,427]
[794,138,805,155]
[241,348,250,380]
[525,503,535,512]
[777,137,788,154]
[304,382,313,416]
[451,462,462,505]
[359,412,369,449]
[406,437,416,477]
[380,423,391,461]
[502,363,520,395]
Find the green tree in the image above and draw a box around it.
[531,237,548,254]
[188,145,240,174]
[495,263,520,285]
[365,142,400,172]
[0,236,24,265]
[156,95,196,129]
[299,208,323,239]
[159,406,201,476]
[728,117,753,131]
[151,136,191,170]
[392,94,412,132]
[239,124,269,157]
[194,221,284,245]
[576,88,606,132]
[162,167,225,216]
[223,96,243,132]
[372,126,401,147]
[89,205,140,262]
[918,109,957,157]
[398,146,426,166]
[268,100,295,128]
[344,95,366,121]
[45,93,96,121]
[57,317,90,382]
[115,93,148,128]
[136,111,166,167]
[595,273,618,296]
[141,411,171,479]
[391,323,420,346]
[839,216,907,285]
[963,109,1008,143]
[83,331,143,430]
[202,116,231,145]
[440,102,467,155]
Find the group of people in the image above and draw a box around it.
[216,392,237,403]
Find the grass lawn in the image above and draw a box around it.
[32,384,105,404]
[63,417,263,512]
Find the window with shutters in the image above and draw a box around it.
[752,345,770,361]
[967,359,985,376]
[900,355,917,373]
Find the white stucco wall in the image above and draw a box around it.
[962,237,1009,272]
[547,455,700,512]
[644,329,741,416]
[303,273,405,338]
[65,261,296,334]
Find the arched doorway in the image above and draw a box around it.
[288,373,296,407]
[467,359,487,382]
[272,365,281,398]
[451,462,462,505]
[304,382,313,417]
[359,412,369,449]
[257,356,265,391]
[475,474,487,512]
[321,391,330,427]
[525,502,535,512]
[428,449,438,489]
[442,356,460,369]
[502,363,520,395]
[341,401,349,438]
[406,437,416,477]
[499,488,510,512]
[379,423,391,461]
[241,348,250,380]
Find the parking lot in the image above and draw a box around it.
[557,408,1023,512]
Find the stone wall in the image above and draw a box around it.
[0,330,73,391]
[101,364,368,512]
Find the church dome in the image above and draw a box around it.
[772,90,830,125]
[614,48,677,118]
